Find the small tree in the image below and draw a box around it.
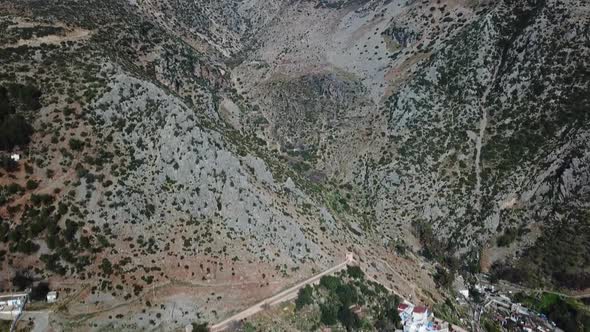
[338,306,361,331]
[26,179,38,190]
[319,275,342,292]
[68,138,84,151]
[191,322,209,332]
[376,295,401,330]
[346,265,364,279]
[0,155,18,172]
[434,266,455,289]
[100,258,113,275]
[335,284,358,307]
[320,301,339,326]
[30,282,50,301]
[12,271,34,290]
[295,285,313,310]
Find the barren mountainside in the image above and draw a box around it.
[0,0,589,330]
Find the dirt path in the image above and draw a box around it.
[210,253,354,332]
[2,23,92,49]
[474,57,501,211]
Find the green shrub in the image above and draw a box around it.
[26,179,38,190]
[191,322,209,332]
[320,301,339,325]
[320,275,342,292]
[0,114,33,151]
[496,228,517,247]
[338,306,361,331]
[0,84,39,151]
[30,282,50,301]
[514,292,590,332]
[0,155,19,172]
[347,265,364,279]
[12,271,34,290]
[30,194,53,205]
[15,239,40,254]
[68,138,84,151]
[100,258,113,275]
[433,266,455,289]
[295,285,313,310]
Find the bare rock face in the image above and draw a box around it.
[115,0,590,290]
[89,72,335,264]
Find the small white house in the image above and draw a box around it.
[46,291,57,303]
[10,154,20,162]
[459,289,470,299]
[411,306,429,323]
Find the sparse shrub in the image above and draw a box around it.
[26,179,38,190]
[68,138,84,151]
[100,258,113,275]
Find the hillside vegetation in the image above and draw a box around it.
[0,0,588,330]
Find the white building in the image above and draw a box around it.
[398,303,446,332]
[10,154,20,162]
[46,291,57,303]
[0,293,28,318]
[398,302,414,324]
[0,297,23,307]
[459,289,469,299]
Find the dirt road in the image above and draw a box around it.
[210,253,354,332]
[211,252,469,332]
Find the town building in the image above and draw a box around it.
[397,302,448,332]
[46,291,57,303]
[0,292,28,320]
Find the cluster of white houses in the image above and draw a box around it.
[0,290,57,330]
[0,292,28,321]
[397,302,450,332]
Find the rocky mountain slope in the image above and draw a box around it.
[228,0,590,288]
[0,0,588,330]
